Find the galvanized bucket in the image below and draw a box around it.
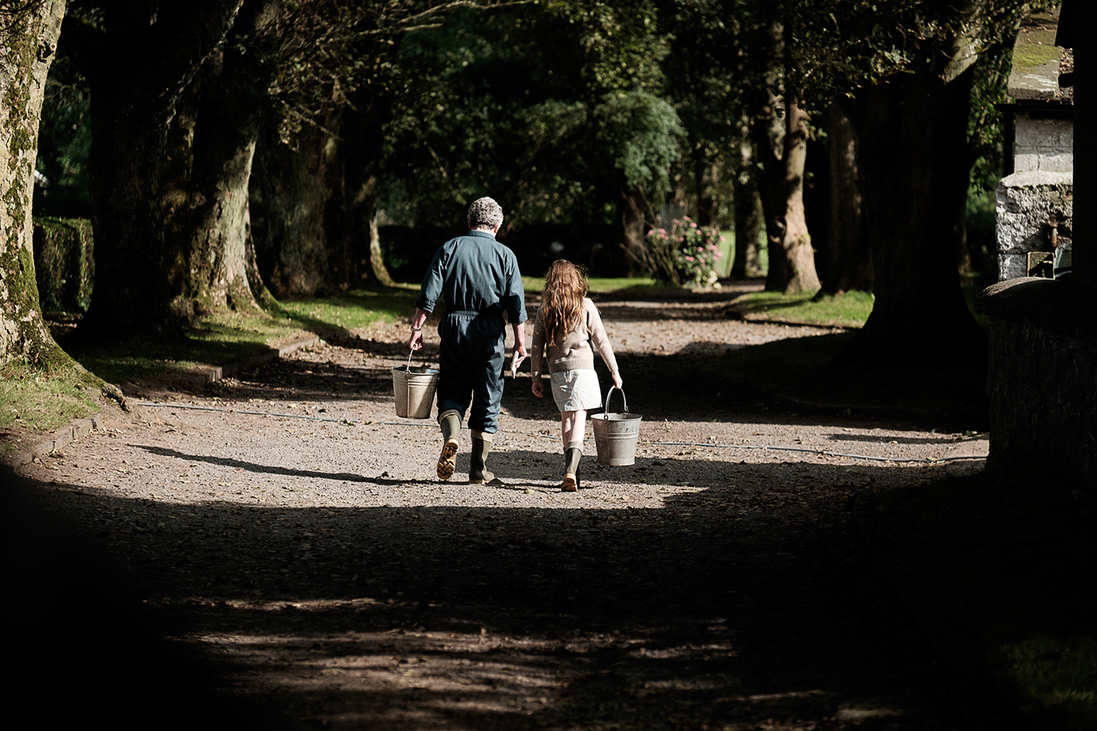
[591,386,642,465]
[392,352,439,419]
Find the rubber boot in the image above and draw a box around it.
[469,433,494,484]
[436,410,461,480]
[562,445,582,491]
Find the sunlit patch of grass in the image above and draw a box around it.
[0,362,99,458]
[277,286,419,332]
[730,290,873,329]
[68,286,421,386]
[522,275,663,296]
[587,277,664,294]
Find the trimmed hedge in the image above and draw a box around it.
[33,217,94,314]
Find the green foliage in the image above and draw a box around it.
[547,0,666,92]
[34,56,93,218]
[380,1,679,230]
[965,183,999,282]
[642,217,724,286]
[967,13,1022,193]
[594,89,684,194]
[381,3,594,227]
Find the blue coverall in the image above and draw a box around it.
[415,230,527,434]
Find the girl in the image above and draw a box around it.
[530,260,623,492]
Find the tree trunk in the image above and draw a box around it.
[610,188,646,278]
[147,72,258,324]
[731,139,763,279]
[753,92,820,295]
[368,211,395,286]
[779,96,819,294]
[168,2,280,318]
[817,101,873,297]
[183,128,261,315]
[0,0,69,366]
[342,96,394,287]
[72,1,244,341]
[694,153,718,228]
[254,123,335,298]
[838,63,985,368]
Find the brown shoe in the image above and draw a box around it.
[436,439,459,480]
[561,474,577,492]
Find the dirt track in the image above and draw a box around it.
[9,289,1016,730]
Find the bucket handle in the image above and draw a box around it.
[404,350,433,371]
[603,386,629,414]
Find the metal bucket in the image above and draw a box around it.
[392,352,439,419]
[591,386,642,465]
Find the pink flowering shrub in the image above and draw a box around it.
[643,217,724,286]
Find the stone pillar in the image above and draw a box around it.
[1070,12,1093,290]
[977,279,1097,485]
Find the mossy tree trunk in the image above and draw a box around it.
[0,0,70,368]
[170,5,280,318]
[254,122,335,298]
[68,1,244,342]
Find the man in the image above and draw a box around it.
[409,197,528,485]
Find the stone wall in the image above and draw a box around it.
[995,171,1073,281]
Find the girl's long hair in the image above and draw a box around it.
[541,260,588,347]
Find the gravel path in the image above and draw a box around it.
[11,290,1010,731]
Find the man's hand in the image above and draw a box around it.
[409,308,429,351]
[531,378,544,398]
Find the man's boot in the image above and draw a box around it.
[436,410,461,480]
[468,432,496,485]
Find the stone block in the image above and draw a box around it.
[995,171,1073,281]
[1027,251,1054,277]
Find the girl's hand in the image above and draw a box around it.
[531,378,544,398]
[612,371,623,390]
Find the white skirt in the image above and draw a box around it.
[550,369,602,412]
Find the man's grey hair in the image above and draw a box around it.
[467,197,504,230]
